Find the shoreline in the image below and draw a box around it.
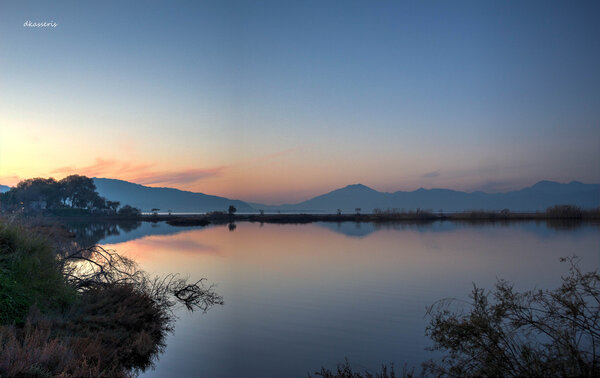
[49,209,600,227]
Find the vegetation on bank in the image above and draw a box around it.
[155,205,600,228]
[312,256,600,377]
[0,175,141,217]
[0,223,75,325]
[0,220,222,376]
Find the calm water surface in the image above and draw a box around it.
[93,221,599,377]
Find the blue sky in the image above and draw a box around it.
[1,1,598,203]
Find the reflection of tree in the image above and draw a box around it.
[545,219,586,231]
[65,220,142,247]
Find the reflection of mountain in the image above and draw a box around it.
[316,222,378,238]
[315,219,600,238]
[258,181,600,213]
[67,218,600,246]
[93,178,254,213]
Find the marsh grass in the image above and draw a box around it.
[0,222,75,324]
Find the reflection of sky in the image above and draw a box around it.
[1,2,599,203]
[99,221,600,377]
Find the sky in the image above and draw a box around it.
[1,0,599,204]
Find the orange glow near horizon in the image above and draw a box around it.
[0,121,452,204]
[1,118,597,204]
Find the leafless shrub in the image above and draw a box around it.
[61,245,223,314]
[311,357,408,377]
[144,273,224,313]
[424,256,600,377]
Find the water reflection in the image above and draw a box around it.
[64,220,202,246]
[65,219,142,246]
[67,219,600,246]
[316,219,600,238]
[85,220,600,377]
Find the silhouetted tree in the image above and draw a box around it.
[11,178,61,210]
[259,209,265,216]
[0,175,140,217]
[228,205,237,216]
[60,175,98,208]
[151,208,160,216]
[355,208,361,215]
[107,200,120,213]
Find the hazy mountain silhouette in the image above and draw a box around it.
[5,179,597,213]
[258,181,599,213]
[93,178,254,213]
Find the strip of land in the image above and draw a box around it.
[142,206,600,226]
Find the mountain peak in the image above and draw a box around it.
[532,180,559,188]
[345,183,370,189]
[340,184,378,193]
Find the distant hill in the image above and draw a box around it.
[0,185,10,193]
[93,178,254,213]
[257,181,600,213]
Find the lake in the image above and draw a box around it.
[87,220,600,377]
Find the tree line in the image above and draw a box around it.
[0,175,140,216]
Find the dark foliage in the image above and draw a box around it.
[118,204,142,217]
[0,175,140,216]
[546,204,584,219]
[0,220,223,376]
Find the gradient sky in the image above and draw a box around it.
[1,0,599,204]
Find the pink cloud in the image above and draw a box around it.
[131,167,225,186]
[50,158,224,188]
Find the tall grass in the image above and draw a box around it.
[0,222,75,324]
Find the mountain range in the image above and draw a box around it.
[1,179,598,213]
[92,178,254,213]
[264,181,599,213]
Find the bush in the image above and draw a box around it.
[311,358,400,378]
[424,256,600,376]
[118,205,142,217]
[546,205,583,219]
